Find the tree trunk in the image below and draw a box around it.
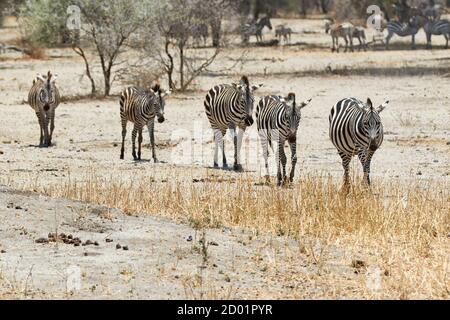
[179,43,184,90]
[211,19,221,48]
[104,69,111,96]
[73,46,96,96]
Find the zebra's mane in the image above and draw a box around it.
[240,76,249,87]
[151,84,162,95]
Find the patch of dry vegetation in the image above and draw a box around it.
[7,171,449,299]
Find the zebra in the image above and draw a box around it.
[119,85,170,161]
[275,25,293,44]
[385,15,426,49]
[204,76,263,171]
[325,20,355,52]
[423,19,450,49]
[352,27,367,51]
[256,93,311,186]
[241,16,273,44]
[28,71,61,147]
[190,23,209,47]
[329,97,389,188]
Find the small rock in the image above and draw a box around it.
[208,241,219,246]
[85,240,93,245]
[122,246,129,251]
[116,244,122,249]
[35,238,49,244]
[14,206,22,210]
[68,234,73,239]
[105,238,113,243]
[1,250,6,254]
[94,241,99,246]
[351,259,367,270]
[74,243,80,247]
[417,171,422,176]
[186,236,193,242]
[60,233,67,239]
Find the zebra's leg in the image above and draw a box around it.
[411,34,416,50]
[42,112,50,147]
[385,31,393,50]
[426,32,432,49]
[445,34,449,49]
[120,118,127,159]
[233,127,245,172]
[147,120,158,163]
[137,128,143,161]
[277,139,287,186]
[343,37,349,52]
[339,151,351,189]
[358,150,374,186]
[131,125,138,160]
[213,129,227,168]
[35,112,44,147]
[261,136,270,181]
[288,139,297,183]
[48,110,55,146]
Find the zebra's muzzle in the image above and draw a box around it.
[44,104,50,111]
[157,116,165,123]
[244,116,254,127]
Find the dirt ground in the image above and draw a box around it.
[0,17,449,299]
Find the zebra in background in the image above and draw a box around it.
[119,85,170,161]
[424,19,450,49]
[329,97,389,188]
[325,20,355,52]
[28,71,61,147]
[190,23,209,47]
[275,25,293,44]
[241,16,273,44]
[385,15,426,49]
[204,76,263,171]
[256,93,312,186]
[352,27,367,51]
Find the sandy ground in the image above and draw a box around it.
[0,186,364,299]
[0,17,449,299]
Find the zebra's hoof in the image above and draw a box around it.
[213,163,219,168]
[120,155,124,160]
[153,158,159,163]
[233,164,243,172]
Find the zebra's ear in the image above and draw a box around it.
[161,90,172,98]
[52,74,58,83]
[377,100,389,113]
[298,98,312,109]
[36,73,45,82]
[251,84,263,91]
[366,98,373,110]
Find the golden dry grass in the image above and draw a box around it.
[6,171,450,299]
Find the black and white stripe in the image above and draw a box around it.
[424,19,450,49]
[119,85,170,161]
[256,93,311,186]
[204,76,262,171]
[329,97,389,187]
[385,16,425,49]
[28,71,61,147]
[241,16,272,44]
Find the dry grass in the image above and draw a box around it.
[7,171,450,299]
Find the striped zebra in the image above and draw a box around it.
[385,16,426,49]
[256,93,311,186]
[275,25,293,44]
[329,97,389,187]
[119,85,170,161]
[241,16,273,44]
[204,76,263,171]
[28,71,61,147]
[424,19,450,49]
[325,20,355,52]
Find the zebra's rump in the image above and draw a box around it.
[386,21,418,36]
[425,20,450,34]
